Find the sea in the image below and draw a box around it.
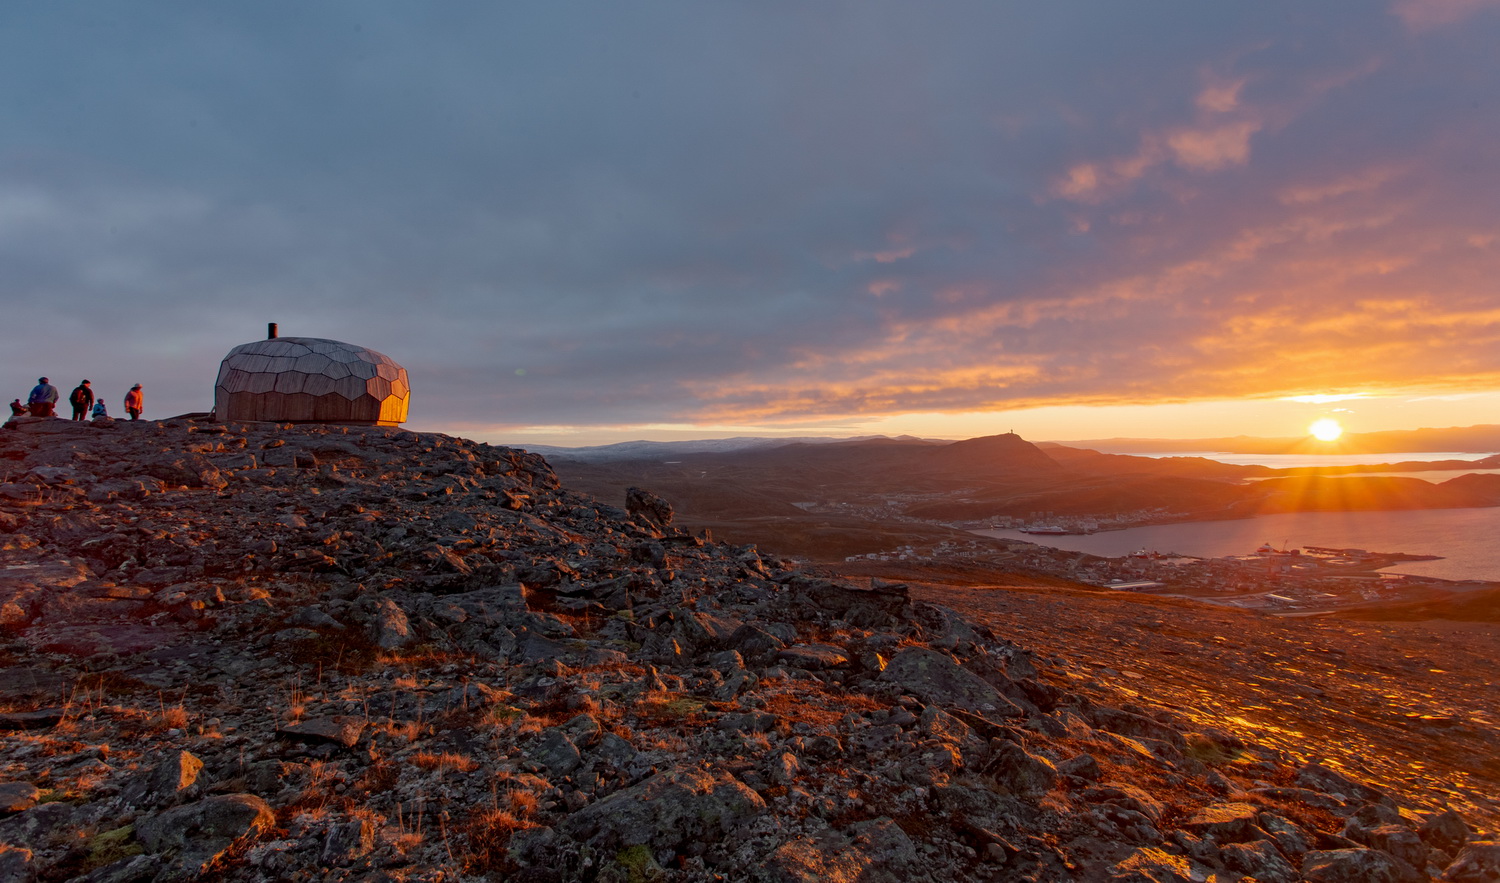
[972,451,1500,582]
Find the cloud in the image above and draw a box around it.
[1391,0,1500,30]
[0,4,1497,438]
[1166,120,1261,171]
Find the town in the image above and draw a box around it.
[842,534,1478,616]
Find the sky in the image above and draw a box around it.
[4,1,1500,447]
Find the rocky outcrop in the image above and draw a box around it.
[0,417,1489,881]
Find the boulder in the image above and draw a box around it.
[135,794,275,878]
[120,750,204,808]
[1441,841,1500,882]
[1109,846,1199,882]
[276,715,366,748]
[560,765,764,862]
[0,783,40,814]
[1220,840,1298,883]
[625,487,674,528]
[1296,761,1393,807]
[982,741,1058,797]
[365,597,413,650]
[878,648,1022,716]
[1181,802,1260,843]
[775,643,849,670]
[1301,847,1406,883]
[1420,809,1472,853]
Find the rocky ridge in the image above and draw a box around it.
[0,416,1494,882]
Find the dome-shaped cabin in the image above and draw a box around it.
[214,332,410,425]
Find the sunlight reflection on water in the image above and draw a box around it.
[976,508,1500,581]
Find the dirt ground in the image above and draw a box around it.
[837,562,1500,831]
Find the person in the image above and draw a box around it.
[69,380,94,421]
[91,397,109,420]
[27,377,58,417]
[9,399,25,417]
[124,384,143,420]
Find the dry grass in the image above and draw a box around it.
[410,751,479,773]
[634,690,707,724]
[368,718,424,744]
[757,685,885,730]
[456,808,536,874]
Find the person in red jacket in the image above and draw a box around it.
[124,384,143,420]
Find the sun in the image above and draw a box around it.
[1309,417,1343,442]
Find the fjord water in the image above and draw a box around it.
[1137,451,1495,467]
[978,507,1500,581]
[977,452,1500,581]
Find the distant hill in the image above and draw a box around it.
[549,432,1500,561]
[521,434,935,462]
[1058,424,1500,455]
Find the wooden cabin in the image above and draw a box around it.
[214,331,410,425]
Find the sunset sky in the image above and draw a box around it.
[4,2,1499,447]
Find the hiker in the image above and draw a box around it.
[69,380,94,421]
[123,384,143,421]
[91,397,109,420]
[27,377,58,417]
[9,399,25,417]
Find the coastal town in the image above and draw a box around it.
[841,534,1480,616]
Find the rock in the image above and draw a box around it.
[1109,846,1199,882]
[75,853,162,882]
[0,846,33,883]
[982,741,1058,797]
[1180,802,1259,842]
[878,648,1022,716]
[531,728,583,777]
[1220,840,1298,883]
[0,802,75,851]
[276,715,366,748]
[0,783,40,814]
[365,597,413,650]
[560,765,765,861]
[783,578,908,628]
[912,602,982,650]
[1357,824,1428,870]
[1441,841,1500,882]
[756,826,904,883]
[625,487,674,528]
[726,624,786,661]
[0,709,64,732]
[1057,753,1102,782]
[1420,809,1472,853]
[1301,847,1407,883]
[1087,705,1186,749]
[775,643,849,670]
[755,820,917,883]
[1295,761,1394,807]
[134,794,275,877]
[1258,812,1313,861]
[1081,785,1164,825]
[320,817,375,866]
[120,750,204,808]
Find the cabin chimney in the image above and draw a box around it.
[267,323,278,340]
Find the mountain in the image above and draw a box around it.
[520,434,936,462]
[553,433,1500,560]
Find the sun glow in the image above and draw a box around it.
[1309,418,1344,442]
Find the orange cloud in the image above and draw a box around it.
[1196,78,1246,113]
[1278,166,1404,204]
[1391,0,1500,30]
[1166,120,1260,171]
